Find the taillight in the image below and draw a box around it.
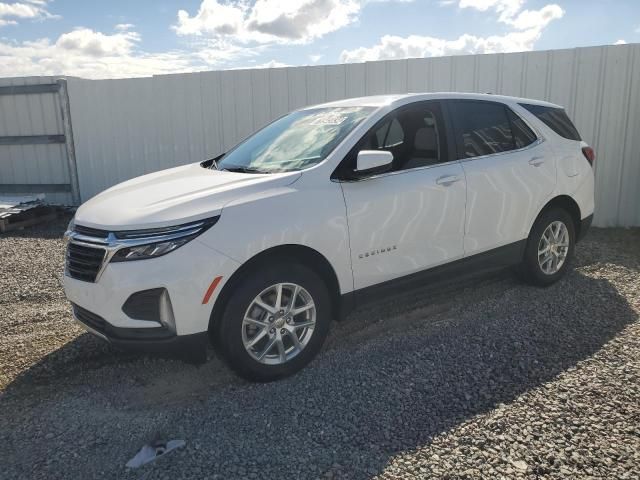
[582,146,595,166]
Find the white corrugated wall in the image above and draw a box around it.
[59,44,640,226]
[0,76,74,205]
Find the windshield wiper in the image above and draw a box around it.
[222,166,271,174]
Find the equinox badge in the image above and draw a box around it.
[358,245,397,259]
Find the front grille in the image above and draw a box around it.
[73,304,106,333]
[66,243,106,282]
[74,224,109,238]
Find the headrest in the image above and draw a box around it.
[414,127,437,150]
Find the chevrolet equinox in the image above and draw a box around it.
[64,93,595,381]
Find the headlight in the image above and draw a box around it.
[65,216,75,237]
[112,237,192,262]
[110,216,219,263]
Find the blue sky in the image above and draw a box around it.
[1,0,638,78]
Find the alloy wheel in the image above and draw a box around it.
[241,283,316,365]
[537,220,570,275]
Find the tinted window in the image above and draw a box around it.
[449,101,514,158]
[357,102,448,171]
[507,109,537,148]
[371,118,404,149]
[520,104,581,141]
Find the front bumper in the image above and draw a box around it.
[64,238,240,348]
[72,303,209,362]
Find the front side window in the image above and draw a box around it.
[449,101,515,158]
[375,118,404,149]
[351,102,448,172]
[217,106,374,173]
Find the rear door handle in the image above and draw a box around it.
[528,156,545,167]
[436,175,460,186]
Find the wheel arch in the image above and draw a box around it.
[530,195,582,239]
[208,244,343,339]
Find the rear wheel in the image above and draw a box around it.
[518,208,576,287]
[215,263,331,381]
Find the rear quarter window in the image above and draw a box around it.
[520,104,581,141]
[506,108,537,148]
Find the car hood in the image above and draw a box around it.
[74,163,301,230]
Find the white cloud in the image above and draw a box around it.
[0,0,58,26]
[0,26,205,79]
[614,39,627,45]
[253,59,289,68]
[174,0,360,44]
[459,0,523,22]
[503,4,563,30]
[0,0,566,79]
[55,28,140,57]
[174,0,247,36]
[458,0,563,30]
[246,0,359,41]
[114,23,135,31]
[341,0,563,62]
[341,29,543,62]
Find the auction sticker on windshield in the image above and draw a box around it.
[307,112,348,125]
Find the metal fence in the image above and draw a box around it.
[0,76,80,205]
[1,44,638,226]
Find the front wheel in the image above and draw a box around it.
[518,208,576,287]
[215,263,331,382]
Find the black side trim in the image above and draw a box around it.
[578,214,593,242]
[340,240,526,314]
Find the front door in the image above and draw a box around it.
[337,101,467,291]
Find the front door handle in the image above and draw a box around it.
[436,175,460,186]
[529,156,545,167]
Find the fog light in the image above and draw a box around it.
[122,288,176,334]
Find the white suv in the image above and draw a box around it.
[64,93,595,381]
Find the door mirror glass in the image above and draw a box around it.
[354,150,393,177]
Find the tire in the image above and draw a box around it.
[215,263,331,382]
[518,207,576,287]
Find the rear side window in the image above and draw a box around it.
[520,104,581,141]
[449,101,515,158]
[507,109,537,148]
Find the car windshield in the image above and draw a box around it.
[216,106,374,173]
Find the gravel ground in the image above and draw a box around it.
[1,216,638,479]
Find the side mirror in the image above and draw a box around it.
[354,150,393,178]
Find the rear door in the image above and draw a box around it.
[446,100,556,256]
[336,101,466,290]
